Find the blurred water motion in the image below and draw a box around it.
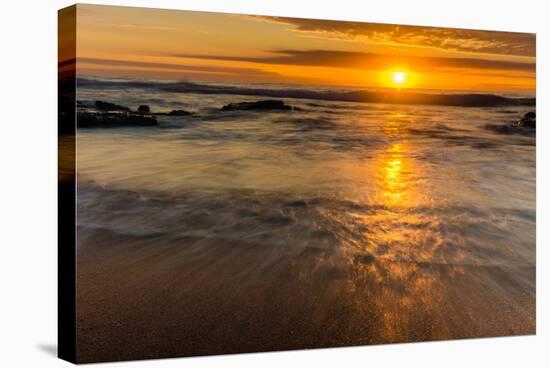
[75,80,535,362]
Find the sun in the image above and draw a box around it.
[381,69,416,89]
[392,71,407,85]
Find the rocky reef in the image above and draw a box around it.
[154,109,193,116]
[485,112,536,135]
[517,112,536,128]
[75,101,197,128]
[221,100,299,111]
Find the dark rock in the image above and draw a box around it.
[221,100,296,111]
[95,100,130,112]
[167,109,192,116]
[153,109,193,116]
[485,111,536,135]
[77,112,158,128]
[137,105,150,114]
[517,111,536,128]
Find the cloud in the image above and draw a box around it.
[77,57,280,77]
[171,49,535,73]
[252,16,535,57]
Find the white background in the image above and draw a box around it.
[0,0,547,366]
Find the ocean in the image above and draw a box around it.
[74,77,535,362]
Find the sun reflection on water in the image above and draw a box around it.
[380,143,408,207]
[341,135,453,340]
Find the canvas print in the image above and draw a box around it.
[58,4,536,363]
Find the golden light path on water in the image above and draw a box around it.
[381,142,408,206]
[312,113,471,343]
[345,113,440,262]
[342,117,447,341]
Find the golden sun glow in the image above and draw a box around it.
[73,4,536,92]
[392,72,407,85]
[380,70,418,89]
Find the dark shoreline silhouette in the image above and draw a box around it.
[77,78,535,108]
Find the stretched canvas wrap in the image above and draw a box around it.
[58,4,536,364]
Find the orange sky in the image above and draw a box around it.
[70,4,536,92]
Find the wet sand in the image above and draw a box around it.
[76,225,534,363]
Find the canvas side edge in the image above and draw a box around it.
[58,4,77,364]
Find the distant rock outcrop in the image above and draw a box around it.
[137,105,150,114]
[154,109,193,116]
[167,109,193,116]
[221,100,298,111]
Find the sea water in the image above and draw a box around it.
[74,77,535,361]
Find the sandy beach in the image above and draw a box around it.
[76,217,534,362]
